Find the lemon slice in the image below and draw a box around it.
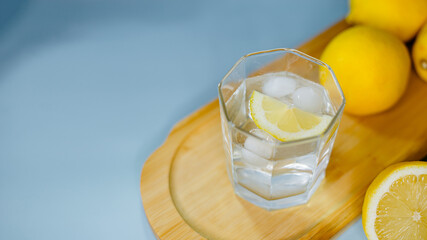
[362,161,427,240]
[249,91,332,141]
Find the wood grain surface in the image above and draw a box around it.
[140,20,427,239]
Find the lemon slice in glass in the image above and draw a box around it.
[363,161,427,240]
[249,90,332,141]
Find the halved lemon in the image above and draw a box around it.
[362,161,427,240]
[249,91,332,141]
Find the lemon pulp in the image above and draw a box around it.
[363,162,427,240]
[249,91,332,141]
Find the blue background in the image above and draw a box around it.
[0,0,367,239]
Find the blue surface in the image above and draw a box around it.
[0,0,366,239]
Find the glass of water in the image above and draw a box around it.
[218,49,345,210]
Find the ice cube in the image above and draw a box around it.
[262,76,296,98]
[292,87,323,113]
[271,172,311,198]
[241,147,270,168]
[236,168,272,198]
[244,129,276,159]
[250,129,277,143]
[295,154,317,170]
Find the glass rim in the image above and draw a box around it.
[218,48,346,145]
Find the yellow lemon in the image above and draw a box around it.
[347,0,427,42]
[320,25,410,116]
[362,161,427,240]
[249,91,331,141]
[413,22,427,82]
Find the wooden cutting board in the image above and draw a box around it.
[140,20,427,239]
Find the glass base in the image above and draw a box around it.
[233,171,325,211]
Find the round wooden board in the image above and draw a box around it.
[140,20,427,239]
[168,109,344,240]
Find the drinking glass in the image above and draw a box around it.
[218,49,345,210]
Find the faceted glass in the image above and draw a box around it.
[218,49,345,210]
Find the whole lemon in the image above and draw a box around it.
[320,25,410,116]
[347,0,427,42]
[412,22,427,82]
